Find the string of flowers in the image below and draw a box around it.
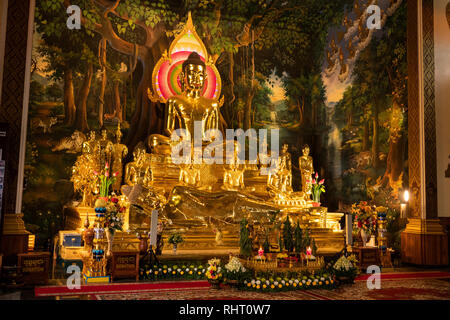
[141,263,207,281]
[243,273,335,292]
[351,201,377,235]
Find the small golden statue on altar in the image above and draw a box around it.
[96,126,114,175]
[268,143,292,195]
[124,148,152,186]
[299,144,314,196]
[111,123,128,193]
[222,141,245,191]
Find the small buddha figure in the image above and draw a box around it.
[299,144,314,196]
[96,126,114,174]
[111,124,128,193]
[222,141,245,191]
[148,51,221,158]
[82,131,98,155]
[179,163,201,187]
[277,143,293,193]
[124,148,145,186]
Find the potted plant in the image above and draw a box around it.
[332,255,359,284]
[223,256,248,289]
[168,233,184,254]
[206,258,222,289]
[351,201,377,246]
[308,173,325,205]
[104,195,125,256]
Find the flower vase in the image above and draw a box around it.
[312,190,321,206]
[106,228,115,257]
[360,229,368,247]
[209,279,221,290]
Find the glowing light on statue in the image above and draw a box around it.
[149,12,221,103]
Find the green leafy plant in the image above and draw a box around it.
[294,221,303,253]
[168,233,184,245]
[239,218,253,257]
[282,216,294,252]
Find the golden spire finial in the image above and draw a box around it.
[116,122,122,140]
[186,11,194,30]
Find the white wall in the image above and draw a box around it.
[0,0,9,107]
[434,0,450,217]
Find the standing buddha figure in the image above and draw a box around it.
[277,143,293,194]
[299,144,314,196]
[96,126,114,174]
[111,123,128,193]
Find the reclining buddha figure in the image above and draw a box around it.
[148,51,221,158]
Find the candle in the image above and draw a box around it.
[306,246,312,256]
[400,203,407,219]
[258,247,264,256]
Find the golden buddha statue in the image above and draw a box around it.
[96,126,114,174]
[82,131,99,156]
[299,144,314,196]
[179,164,201,187]
[72,131,99,206]
[111,124,128,193]
[148,51,221,157]
[222,141,245,191]
[124,148,145,186]
[268,143,292,195]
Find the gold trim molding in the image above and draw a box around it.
[403,218,446,235]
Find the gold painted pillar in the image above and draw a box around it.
[401,0,448,265]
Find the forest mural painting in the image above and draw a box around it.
[24,0,407,250]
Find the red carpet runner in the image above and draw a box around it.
[35,280,210,297]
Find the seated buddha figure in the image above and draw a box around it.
[124,148,153,187]
[222,141,245,191]
[148,51,221,159]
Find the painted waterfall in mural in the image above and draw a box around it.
[24,0,407,250]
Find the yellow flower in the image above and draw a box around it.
[252,284,256,288]
[326,281,329,285]
[180,271,184,275]
[271,285,275,289]
[256,285,260,289]
[198,271,201,275]
[286,283,289,286]
[154,271,159,275]
[319,281,322,285]
[189,271,193,274]
[313,282,316,286]
[293,283,297,287]
[278,284,282,288]
[263,284,267,289]
[299,282,303,286]
[172,271,176,274]
[247,283,251,287]
[330,280,334,284]
[163,270,167,274]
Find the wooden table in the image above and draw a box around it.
[17,252,50,285]
[351,246,381,270]
[110,251,140,282]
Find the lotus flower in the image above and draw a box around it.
[312,179,316,184]
[319,179,325,184]
[315,172,319,179]
[105,170,109,177]
[113,171,119,177]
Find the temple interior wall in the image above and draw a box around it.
[434,0,450,217]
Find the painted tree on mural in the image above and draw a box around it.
[56,0,351,150]
[333,2,407,201]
